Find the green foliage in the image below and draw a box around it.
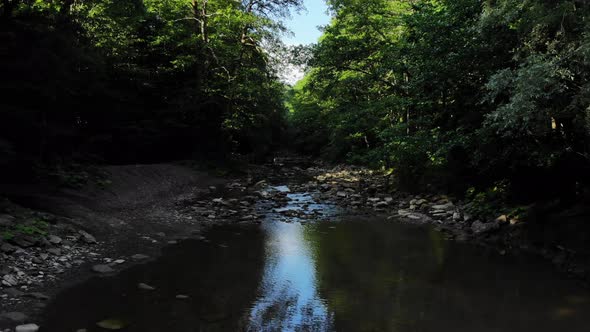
[288,0,590,200]
[1,218,49,240]
[0,0,302,180]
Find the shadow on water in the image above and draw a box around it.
[40,227,266,332]
[40,187,590,332]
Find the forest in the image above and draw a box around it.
[0,0,300,181]
[2,0,590,203]
[2,1,590,331]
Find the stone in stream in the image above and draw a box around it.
[131,254,150,261]
[79,230,97,244]
[2,274,18,287]
[137,283,156,291]
[27,292,50,300]
[4,288,24,297]
[431,202,455,211]
[0,311,28,322]
[91,265,115,274]
[15,324,39,332]
[47,235,62,245]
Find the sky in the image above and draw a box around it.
[278,0,331,84]
[283,0,331,46]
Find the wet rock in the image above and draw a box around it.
[452,212,462,221]
[2,274,18,287]
[15,324,40,332]
[27,292,50,300]
[79,230,97,244]
[47,248,61,256]
[4,288,24,297]
[92,264,114,274]
[374,201,389,209]
[1,243,16,254]
[11,236,34,248]
[471,220,500,235]
[176,294,190,299]
[397,209,411,217]
[47,235,62,245]
[138,283,156,291]
[431,202,454,211]
[131,254,150,261]
[1,311,28,322]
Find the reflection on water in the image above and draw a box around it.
[39,187,590,332]
[248,221,332,331]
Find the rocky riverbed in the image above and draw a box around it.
[0,160,589,331]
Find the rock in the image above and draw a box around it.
[397,209,411,217]
[431,202,455,211]
[138,283,156,291]
[471,220,500,235]
[2,274,17,287]
[495,215,508,224]
[92,265,114,274]
[114,259,125,264]
[415,199,428,206]
[0,214,15,227]
[47,248,61,256]
[374,201,389,208]
[79,230,97,244]
[176,294,190,299]
[1,311,28,322]
[1,243,16,254]
[27,292,50,300]
[11,236,34,248]
[336,191,347,198]
[47,235,62,245]
[131,254,150,261]
[15,324,39,332]
[4,288,24,297]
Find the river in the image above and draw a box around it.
[39,185,590,331]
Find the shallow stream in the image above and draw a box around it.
[39,186,590,331]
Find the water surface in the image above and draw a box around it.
[40,189,590,332]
